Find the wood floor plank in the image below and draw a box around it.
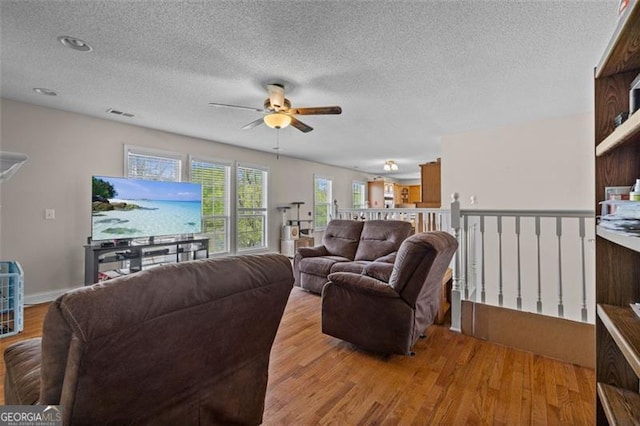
[521,355,534,426]
[1,289,595,425]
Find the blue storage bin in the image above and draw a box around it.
[0,261,24,337]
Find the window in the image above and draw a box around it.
[352,181,366,208]
[190,158,231,254]
[236,164,268,251]
[314,175,332,230]
[125,146,182,181]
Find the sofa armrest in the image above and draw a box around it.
[296,245,329,258]
[374,252,397,264]
[293,246,330,287]
[4,338,42,405]
[363,262,394,283]
[326,272,399,298]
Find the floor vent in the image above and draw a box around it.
[106,108,135,118]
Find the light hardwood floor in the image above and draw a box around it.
[0,289,595,424]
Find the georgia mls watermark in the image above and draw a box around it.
[0,406,62,426]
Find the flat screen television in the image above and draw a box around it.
[91,176,202,241]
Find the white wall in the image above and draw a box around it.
[441,113,596,322]
[0,99,371,299]
[442,113,594,210]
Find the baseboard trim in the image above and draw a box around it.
[461,300,595,368]
[24,287,79,305]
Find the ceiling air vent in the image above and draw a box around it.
[106,108,135,118]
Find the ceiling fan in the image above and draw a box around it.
[208,83,342,133]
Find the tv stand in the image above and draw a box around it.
[84,236,209,285]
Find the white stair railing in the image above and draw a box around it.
[336,197,595,330]
[336,207,451,233]
[450,194,595,325]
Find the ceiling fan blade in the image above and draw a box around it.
[209,102,264,113]
[290,117,313,133]
[289,106,342,115]
[242,117,264,130]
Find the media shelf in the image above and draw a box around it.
[84,237,209,285]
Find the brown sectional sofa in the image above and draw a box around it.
[293,219,413,293]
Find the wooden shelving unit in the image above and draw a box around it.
[597,383,640,425]
[594,1,640,424]
[419,159,441,208]
[597,304,640,377]
[596,109,640,156]
[596,226,640,252]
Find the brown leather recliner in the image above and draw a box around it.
[321,231,458,355]
[4,254,293,425]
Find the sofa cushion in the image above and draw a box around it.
[354,220,412,261]
[330,260,371,274]
[322,220,364,260]
[299,255,351,277]
[391,232,457,305]
[374,252,397,263]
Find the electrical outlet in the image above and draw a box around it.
[45,209,55,220]
[470,196,477,205]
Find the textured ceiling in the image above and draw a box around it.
[0,1,618,179]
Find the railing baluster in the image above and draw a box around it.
[536,216,542,313]
[480,216,486,304]
[463,214,469,299]
[497,216,503,307]
[470,223,477,299]
[556,217,564,318]
[579,217,587,322]
[450,193,462,332]
[516,216,522,310]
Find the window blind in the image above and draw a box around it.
[191,159,230,254]
[126,151,181,181]
[236,165,268,251]
[352,181,366,208]
[314,176,332,230]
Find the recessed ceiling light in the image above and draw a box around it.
[33,88,57,96]
[58,35,92,52]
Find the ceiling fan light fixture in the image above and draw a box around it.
[267,84,286,110]
[264,113,291,129]
[384,160,398,171]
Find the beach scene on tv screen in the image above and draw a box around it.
[92,176,202,241]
